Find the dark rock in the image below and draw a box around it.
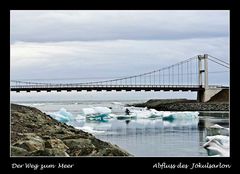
[13,134,45,152]
[30,148,69,156]
[11,103,131,156]
[130,99,229,111]
[11,146,29,156]
[63,138,95,156]
[45,138,69,150]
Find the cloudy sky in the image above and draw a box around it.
[10,10,229,101]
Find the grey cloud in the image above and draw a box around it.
[10,10,229,42]
[11,38,229,82]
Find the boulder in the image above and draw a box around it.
[30,148,69,157]
[13,135,45,152]
[11,104,131,156]
[63,138,95,156]
[45,138,69,150]
[11,146,29,156]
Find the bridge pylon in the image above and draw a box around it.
[198,54,208,89]
[197,54,227,102]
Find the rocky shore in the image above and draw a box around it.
[130,99,229,111]
[11,104,131,157]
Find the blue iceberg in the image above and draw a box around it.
[48,108,73,123]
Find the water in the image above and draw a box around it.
[12,100,229,157]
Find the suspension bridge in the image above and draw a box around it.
[11,54,229,102]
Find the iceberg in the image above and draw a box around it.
[75,126,105,134]
[126,107,199,120]
[163,111,199,121]
[75,114,85,121]
[82,107,111,115]
[204,124,230,157]
[82,108,96,115]
[126,108,163,118]
[48,108,73,123]
[203,137,229,157]
[128,119,164,129]
[205,135,229,148]
[93,107,112,114]
[206,124,229,136]
[82,107,112,121]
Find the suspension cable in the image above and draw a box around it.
[208,57,230,69]
[208,55,229,65]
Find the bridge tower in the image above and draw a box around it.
[197,54,222,102]
[198,54,208,89]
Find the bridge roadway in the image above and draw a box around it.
[10,85,228,92]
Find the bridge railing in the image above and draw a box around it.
[10,84,205,88]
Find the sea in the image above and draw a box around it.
[12,100,229,157]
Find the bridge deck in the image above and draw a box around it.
[10,85,222,92]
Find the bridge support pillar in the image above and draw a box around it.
[197,88,223,102]
[198,54,208,89]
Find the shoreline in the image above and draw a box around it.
[11,103,131,157]
[128,99,229,111]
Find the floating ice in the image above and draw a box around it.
[93,107,111,114]
[162,111,199,121]
[108,113,117,118]
[203,137,229,157]
[126,107,199,120]
[82,108,96,115]
[48,108,73,123]
[206,124,229,136]
[81,107,112,121]
[204,124,230,157]
[126,108,163,118]
[205,135,229,148]
[82,107,111,115]
[128,119,164,129]
[75,126,105,134]
[75,114,85,121]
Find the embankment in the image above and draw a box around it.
[11,103,130,156]
[130,99,229,111]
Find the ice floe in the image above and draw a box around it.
[48,108,73,123]
[204,124,229,157]
[75,126,105,134]
[203,137,229,157]
[81,107,112,121]
[126,107,199,120]
[206,124,229,136]
[205,135,229,148]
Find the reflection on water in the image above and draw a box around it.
[90,118,203,157]
[92,115,228,157]
[15,101,229,157]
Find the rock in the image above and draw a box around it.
[63,138,95,156]
[97,146,131,156]
[45,138,69,150]
[89,138,130,156]
[11,146,29,156]
[13,135,45,152]
[11,103,131,156]
[30,148,69,157]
